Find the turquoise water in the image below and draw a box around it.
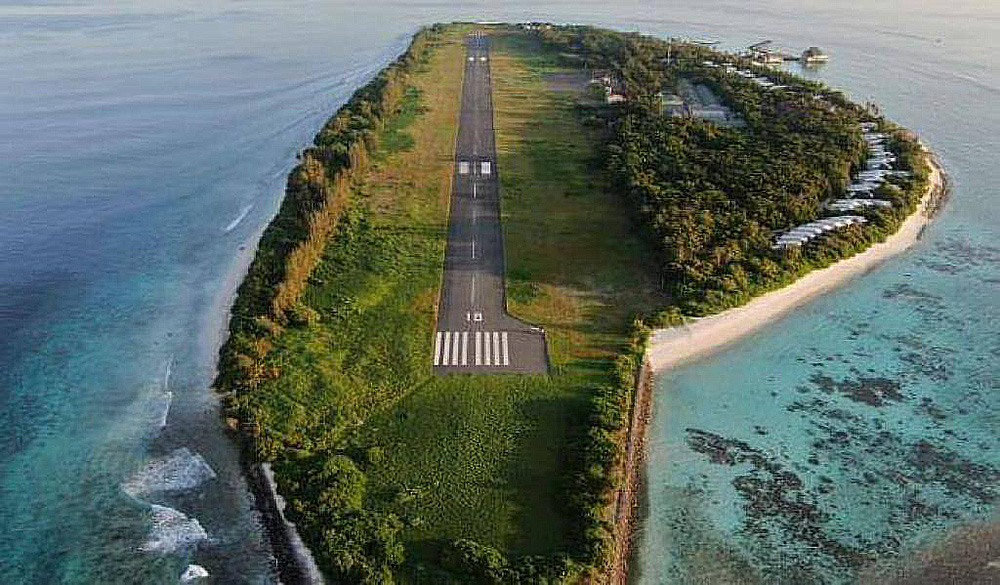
[636,4,1000,581]
[1,1,996,582]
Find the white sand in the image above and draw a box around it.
[647,152,944,373]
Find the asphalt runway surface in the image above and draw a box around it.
[432,32,547,373]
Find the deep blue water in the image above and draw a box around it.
[0,1,996,583]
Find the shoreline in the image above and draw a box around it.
[607,361,654,585]
[646,149,945,374]
[611,148,946,584]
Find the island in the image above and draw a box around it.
[214,22,943,584]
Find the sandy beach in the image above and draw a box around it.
[647,150,945,373]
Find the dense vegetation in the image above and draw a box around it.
[215,25,442,583]
[535,25,930,315]
[215,22,931,585]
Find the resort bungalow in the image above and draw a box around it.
[590,70,613,86]
[689,105,731,122]
[869,155,895,165]
[606,91,626,105]
[771,215,867,249]
[828,199,892,212]
[659,92,685,116]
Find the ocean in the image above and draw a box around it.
[0,1,995,583]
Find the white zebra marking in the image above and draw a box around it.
[492,332,500,366]
[441,332,451,366]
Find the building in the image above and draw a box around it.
[658,92,686,116]
[802,46,829,63]
[772,215,867,249]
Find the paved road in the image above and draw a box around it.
[432,32,547,373]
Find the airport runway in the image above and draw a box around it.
[432,32,547,373]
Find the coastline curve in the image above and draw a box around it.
[646,147,946,375]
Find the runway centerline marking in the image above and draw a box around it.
[432,35,547,373]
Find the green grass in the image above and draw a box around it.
[378,88,423,155]
[356,29,666,566]
[245,24,665,578]
[491,31,664,371]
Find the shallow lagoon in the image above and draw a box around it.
[641,230,1000,581]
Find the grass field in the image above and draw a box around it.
[358,28,664,567]
[244,24,663,578]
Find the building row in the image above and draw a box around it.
[772,215,868,249]
[827,124,910,211]
[774,123,913,250]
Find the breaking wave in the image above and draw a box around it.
[223,204,253,232]
[141,504,209,554]
[123,447,217,499]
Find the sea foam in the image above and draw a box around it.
[224,204,253,232]
[123,447,217,499]
[180,564,209,582]
[141,505,209,553]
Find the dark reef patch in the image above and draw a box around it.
[906,440,1000,504]
[809,373,905,407]
[685,429,872,574]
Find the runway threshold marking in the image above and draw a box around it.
[435,331,512,368]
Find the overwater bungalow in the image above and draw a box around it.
[802,46,829,63]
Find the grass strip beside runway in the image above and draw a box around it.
[226,24,662,582]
